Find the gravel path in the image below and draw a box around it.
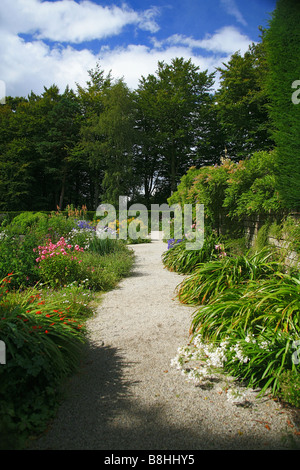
[31,238,300,450]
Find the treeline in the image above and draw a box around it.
[0,0,299,212]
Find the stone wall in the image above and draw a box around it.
[243,213,299,270]
[243,215,266,247]
[268,235,299,270]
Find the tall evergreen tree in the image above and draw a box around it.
[215,40,273,161]
[0,96,38,210]
[264,0,300,210]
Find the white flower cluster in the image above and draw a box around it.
[67,227,95,250]
[230,342,249,364]
[170,335,228,386]
[170,333,268,405]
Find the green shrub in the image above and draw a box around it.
[0,231,41,288]
[278,370,300,407]
[190,272,299,339]
[206,329,299,397]
[8,212,48,234]
[77,249,134,291]
[88,236,126,255]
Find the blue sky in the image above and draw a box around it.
[0,0,277,97]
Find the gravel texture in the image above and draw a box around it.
[31,237,300,450]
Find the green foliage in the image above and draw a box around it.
[0,230,41,288]
[0,280,89,448]
[7,211,48,234]
[168,151,283,236]
[187,271,300,397]
[278,370,300,408]
[77,249,134,292]
[162,231,220,274]
[281,216,300,254]
[0,213,81,288]
[190,272,299,340]
[135,57,219,198]
[223,150,282,219]
[264,0,300,210]
[166,230,299,402]
[221,329,299,397]
[0,208,135,448]
[177,248,279,306]
[215,41,273,160]
[36,241,84,289]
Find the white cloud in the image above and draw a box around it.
[165,26,253,55]
[0,29,96,96]
[220,0,247,26]
[0,0,160,43]
[0,1,255,97]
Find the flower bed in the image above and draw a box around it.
[0,209,135,449]
[163,240,300,408]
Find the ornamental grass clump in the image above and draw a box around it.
[177,247,280,305]
[187,272,300,399]
[190,272,300,341]
[162,232,220,274]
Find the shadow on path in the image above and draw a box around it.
[30,340,293,450]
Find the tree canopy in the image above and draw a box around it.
[0,2,298,214]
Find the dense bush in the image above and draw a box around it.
[168,151,283,236]
[0,230,41,288]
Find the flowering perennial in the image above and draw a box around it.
[170,333,275,405]
[34,237,84,264]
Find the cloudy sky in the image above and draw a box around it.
[0,0,276,98]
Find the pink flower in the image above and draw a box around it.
[41,255,46,260]
[36,257,40,263]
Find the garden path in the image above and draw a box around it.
[31,236,300,450]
